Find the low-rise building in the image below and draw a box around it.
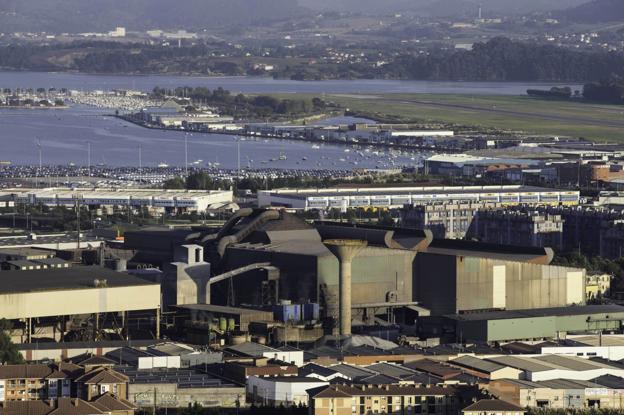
[462,399,526,415]
[488,376,624,410]
[247,376,328,406]
[586,274,613,300]
[308,383,476,415]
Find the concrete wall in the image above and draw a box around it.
[129,383,244,408]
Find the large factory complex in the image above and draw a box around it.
[2,181,624,413]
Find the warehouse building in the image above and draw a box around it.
[258,185,580,211]
[413,240,585,316]
[488,377,624,410]
[0,188,233,214]
[0,266,161,344]
[123,209,594,342]
[435,304,624,343]
[424,154,543,177]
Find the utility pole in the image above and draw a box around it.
[138,145,142,183]
[184,134,188,178]
[35,139,42,188]
[237,139,241,176]
[75,196,81,250]
[87,141,91,178]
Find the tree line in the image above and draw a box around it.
[2,38,624,83]
[152,86,327,118]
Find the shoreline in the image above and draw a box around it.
[115,114,462,154]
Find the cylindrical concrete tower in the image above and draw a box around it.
[324,239,367,337]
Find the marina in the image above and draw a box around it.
[0,105,422,169]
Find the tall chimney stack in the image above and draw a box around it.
[324,239,367,337]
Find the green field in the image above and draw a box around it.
[323,94,624,143]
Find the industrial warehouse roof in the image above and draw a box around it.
[263,185,565,198]
[486,355,622,373]
[446,304,624,321]
[114,365,237,389]
[0,247,53,258]
[1,188,229,199]
[450,355,509,374]
[364,363,421,379]
[0,232,103,248]
[330,364,376,379]
[424,239,552,262]
[427,154,543,166]
[225,342,278,357]
[0,266,156,294]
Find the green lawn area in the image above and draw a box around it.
[324,93,624,143]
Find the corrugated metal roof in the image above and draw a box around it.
[450,355,508,374]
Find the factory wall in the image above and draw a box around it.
[317,247,416,320]
[222,248,319,306]
[414,253,586,315]
[0,285,161,319]
[455,310,624,342]
[413,253,458,316]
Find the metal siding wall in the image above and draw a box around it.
[413,253,457,315]
[487,317,557,342]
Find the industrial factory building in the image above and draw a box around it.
[257,185,580,211]
[0,188,234,213]
[122,208,597,342]
[0,266,161,343]
[413,240,584,316]
[438,304,624,342]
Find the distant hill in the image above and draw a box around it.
[554,0,624,24]
[0,0,306,33]
[298,0,586,16]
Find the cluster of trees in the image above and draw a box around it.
[0,320,23,365]
[386,37,624,82]
[527,86,574,100]
[552,251,624,292]
[153,86,327,118]
[583,76,624,104]
[163,171,378,192]
[528,76,624,104]
[276,37,624,82]
[3,38,624,83]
